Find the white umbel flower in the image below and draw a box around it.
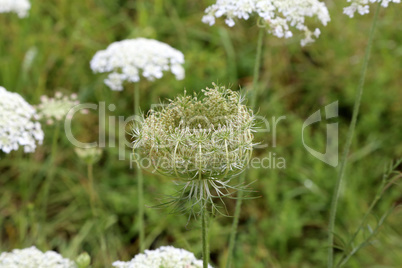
[0,246,77,268]
[202,0,330,46]
[112,246,213,268]
[36,92,80,125]
[90,38,185,91]
[0,0,31,18]
[344,0,401,17]
[0,86,44,154]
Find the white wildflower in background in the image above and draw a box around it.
[36,92,80,125]
[112,246,213,268]
[0,0,31,18]
[90,38,185,91]
[202,0,330,46]
[0,86,44,154]
[344,0,401,17]
[0,246,77,268]
[22,47,38,74]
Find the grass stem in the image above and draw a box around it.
[250,27,265,108]
[87,163,97,217]
[225,173,244,268]
[226,26,264,268]
[202,200,210,268]
[41,122,61,222]
[134,82,145,252]
[327,3,381,267]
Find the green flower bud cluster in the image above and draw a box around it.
[133,83,255,214]
[74,146,102,165]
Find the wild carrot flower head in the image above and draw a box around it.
[112,246,213,268]
[36,92,80,125]
[90,38,185,91]
[343,0,400,17]
[0,0,30,18]
[133,84,255,214]
[74,146,102,165]
[0,86,44,154]
[202,0,330,46]
[0,246,76,268]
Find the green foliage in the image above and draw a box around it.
[0,1,401,267]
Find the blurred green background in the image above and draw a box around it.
[0,0,401,267]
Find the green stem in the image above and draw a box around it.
[87,162,109,265]
[250,27,265,109]
[87,163,97,217]
[202,199,210,268]
[18,151,32,244]
[138,165,144,252]
[226,173,244,268]
[134,83,145,252]
[336,198,379,267]
[327,3,381,267]
[41,123,61,220]
[338,206,392,267]
[226,27,264,268]
[219,28,238,83]
[336,172,402,267]
[134,83,140,115]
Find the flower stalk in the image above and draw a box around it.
[87,162,97,217]
[41,122,60,221]
[250,27,265,109]
[226,26,264,268]
[327,2,382,267]
[134,82,145,252]
[202,198,210,268]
